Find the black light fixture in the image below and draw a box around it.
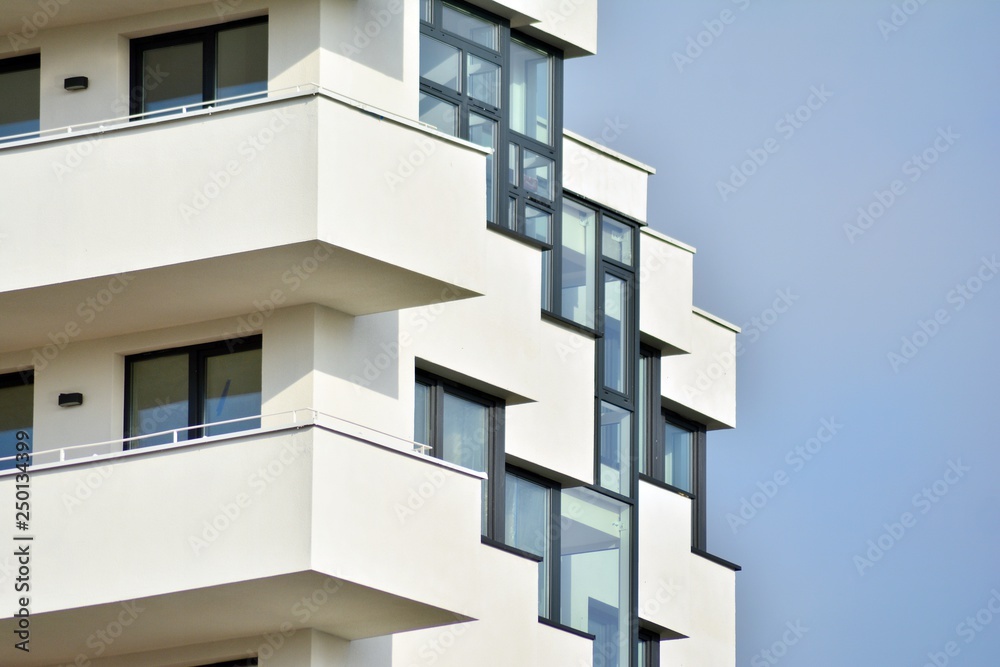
[58,392,84,407]
[64,76,88,91]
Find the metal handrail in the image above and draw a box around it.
[0,83,324,145]
[0,407,432,469]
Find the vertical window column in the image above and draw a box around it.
[414,372,503,535]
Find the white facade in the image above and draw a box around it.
[0,2,739,666]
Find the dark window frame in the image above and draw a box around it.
[414,370,505,538]
[500,465,561,619]
[420,0,563,244]
[0,370,34,470]
[0,53,41,140]
[123,335,262,447]
[637,627,661,667]
[546,193,641,340]
[196,659,258,667]
[128,15,268,118]
[637,347,709,550]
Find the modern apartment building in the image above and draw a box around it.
[0,1,739,666]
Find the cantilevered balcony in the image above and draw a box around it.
[0,86,488,354]
[0,411,485,666]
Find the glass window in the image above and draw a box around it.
[414,381,431,447]
[469,113,498,222]
[560,200,597,328]
[0,371,33,470]
[442,3,499,49]
[509,40,551,144]
[561,487,631,667]
[142,42,203,115]
[602,217,634,266]
[662,418,694,493]
[525,205,550,244]
[603,274,629,394]
[0,55,40,140]
[420,35,462,92]
[414,372,502,535]
[467,54,499,106]
[131,17,268,118]
[599,402,631,496]
[216,22,269,100]
[522,149,554,201]
[128,353,191,447]
[420,0,431,22]
[541,249,553,311]
[637,352,653,478]
[203,347,263,437]
[508,143,519,186]
[441,392,488,472]
[419,92,459,136]
[505,472,551,616]
[126,336,262,448]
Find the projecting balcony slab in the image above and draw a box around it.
[0,421,484,665]
[0,90,487,353]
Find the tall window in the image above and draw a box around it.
[546,197,637,336]
[0,371,33,470]
[125,336,262,448]
[414,371,503,534]
[638,348,708,550]
[0,54,40,140]
[503,469,555,617]
[561,487,631,667]
[129,17,268,118]
[420,0,561,240]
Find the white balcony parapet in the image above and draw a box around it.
[0,83,484,153]
[0,408,448,476]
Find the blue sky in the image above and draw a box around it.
[565,2,1000,665]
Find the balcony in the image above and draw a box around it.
[0,86,488,354]
[0,411,486,666]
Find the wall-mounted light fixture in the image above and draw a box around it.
[64,76,89,91]
[58,392,84,407]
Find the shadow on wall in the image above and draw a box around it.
[323,0,406,82]
[320,309,402,400]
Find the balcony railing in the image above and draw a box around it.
[0,82,453,150]
[0,408,434,474]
